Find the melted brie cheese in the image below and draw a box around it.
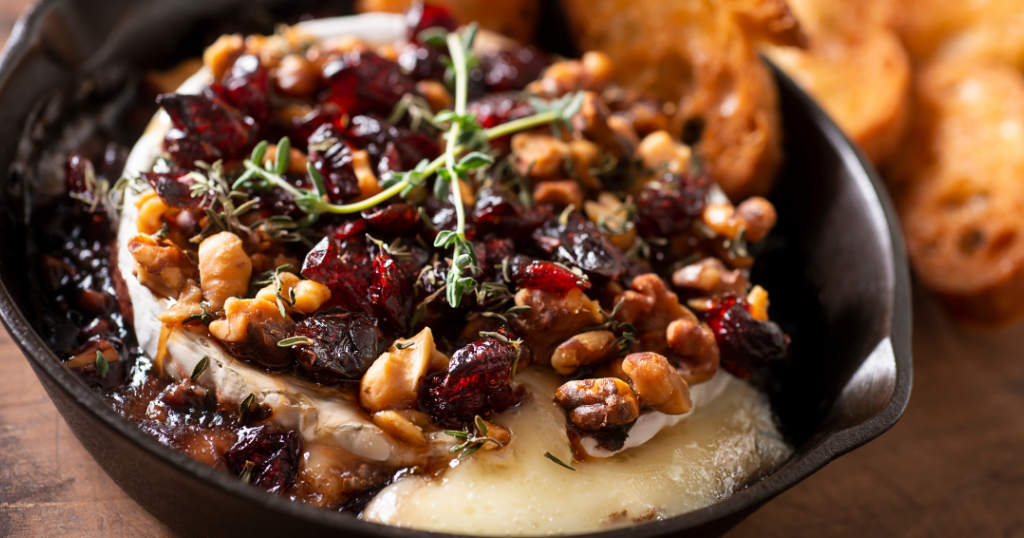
[364,369,791,535]
[118,13,791,533]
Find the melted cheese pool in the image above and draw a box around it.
[365,369,791,535]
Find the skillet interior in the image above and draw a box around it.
[0,1,912,536]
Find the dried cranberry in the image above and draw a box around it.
[703,297,788,378]
[398,44,447,81]
[219,54,271,125]
[225,426,300,495]
[322,51,416,116]
[369,254,412,332]
[419,336,520,427]
[636,172,711,238]
[330,218,368,241]
[302,236,374,315]
[307,124,361,203]
[468,92,535,130]
[472,185,522,229]
[533,211,628,282]
[291,308,386,384]
[157,93,257,165]
[478,46,549,93]
[345,114,440,171]
[289,104,343,149]
[141,171,196,208]
[475,238,516,277]
[512,259,590,294]
[405,2,459,42]
[363,203,420,235]
[376,141,403,181]
[500,205,552,242]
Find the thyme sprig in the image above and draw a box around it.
[444,415,504,460]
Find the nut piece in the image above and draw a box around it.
[637,130,692,175]
[416,80,453,112]
[551,330,619,375]
[209,297,294,369]
[157,279,204,326]
[255,272,331,314]
[510,287,603,365]
[127,235,197,299]
[735,197,777,243]
[372,410,427,446]
[274,54,318,98]
[360,327,440,412]
[666,317,720,385]
[511,133,568,178]
[671,257,750,296]
[533,180,583,209]
[555,378,640,431]
[198,232,252,311]
[615,274,720,384]
[203,34,244,82]
[136,191,173,235]
[351,149,382,201]
[585,193,637,251]
[622,352,692,415]
[747,285,770,321]
[262,144,309,175]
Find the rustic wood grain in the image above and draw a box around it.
[1,2,1023,537]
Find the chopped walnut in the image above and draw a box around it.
[622,352,692,415]
[360,328,443,413]
[135,191,174,236]
[416,80,453,112]
[157,279,204,326]
[637,130,691,176]
[510,287,603,365]
[735,197,777,243]
[254,272,331,315]
[572,92,621,156]
[584,192,637,251]
[568,139,603,190]
[533,180,583,209]
[671,258,750,296]
[511,133,568,178]
[208,297,294,369]
[203,34,244,82]
[351,149,382,201]
[702,197,777,243]
[372,410,427,446]
[665,317,720,384]
[273,54,318,99]
[747,285,770,321]
[262,143,309,175]
[555,377,639,431]
[127,234,197,299]
[197,232,252,311]
[526,51,614,97]
[551,330,619,375]
[614,274,719,384]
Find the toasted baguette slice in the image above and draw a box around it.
[894,0,1024,64]
[764,0,911,164]
[356,0,540,43]
[888,59,1024,325]
[559,0,803,200]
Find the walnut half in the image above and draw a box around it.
[555,377,640,431]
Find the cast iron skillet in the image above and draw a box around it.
[0,1,912,537]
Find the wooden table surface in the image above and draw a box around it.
[2,3,1024,537]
